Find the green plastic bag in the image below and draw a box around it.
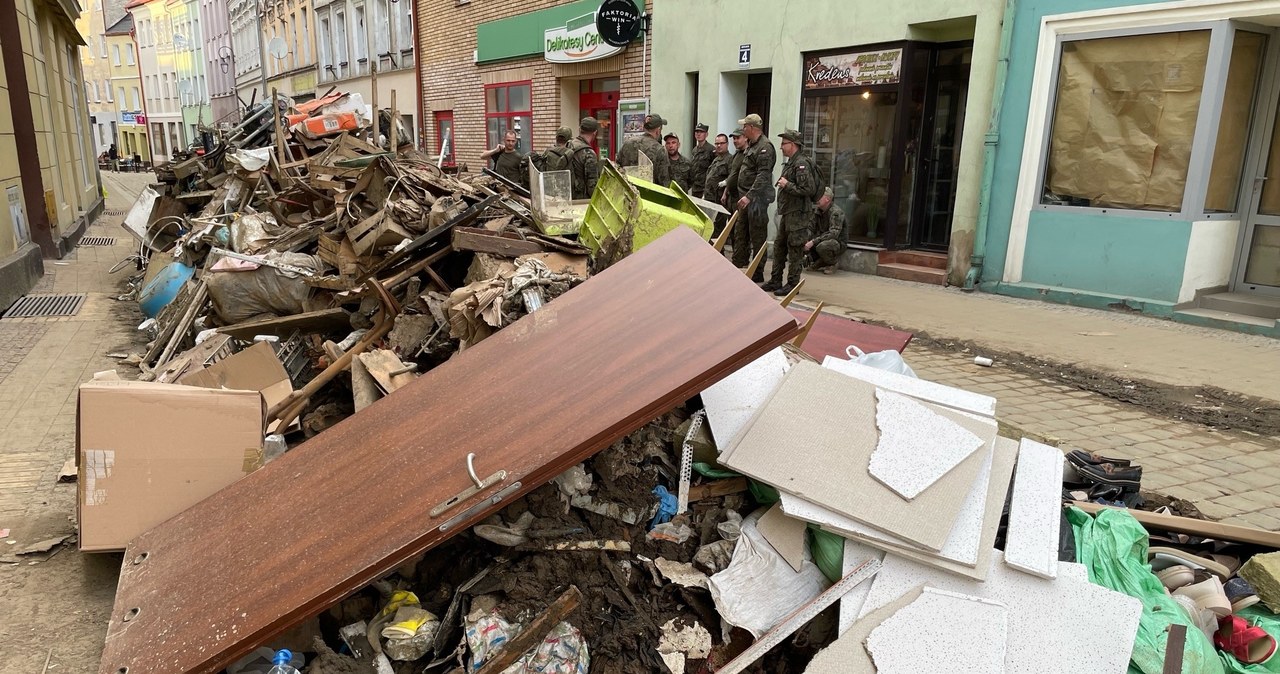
[1067,506,1224,674]
[690,463,780,504]
[808,525,845,583]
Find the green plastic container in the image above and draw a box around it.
[581,162,714,259]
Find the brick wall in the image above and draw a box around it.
[418,0,651,170]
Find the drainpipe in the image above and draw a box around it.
[963,0,1017,291]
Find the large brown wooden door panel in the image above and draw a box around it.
[98,227,798,674]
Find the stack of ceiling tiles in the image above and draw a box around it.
[706,354,1144,673]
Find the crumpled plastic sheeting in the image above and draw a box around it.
[231,147,272,172]
[445,258,582,349]
[230,212,284,254]
[206,252,325,324]
[1067,506,1224,674]
[707,511,830,638]
[464,608,590,674]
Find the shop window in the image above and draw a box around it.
[1041,30,1211,212]
[1206,31,1267,213]
[802,91,899,245]
[485,82,532,153]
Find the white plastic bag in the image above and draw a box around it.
[846,345,917,378]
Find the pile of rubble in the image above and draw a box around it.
[82,92,1280,674]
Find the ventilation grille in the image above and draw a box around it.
[80,236,116,246]
[3,294,87,319]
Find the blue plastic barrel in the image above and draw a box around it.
[138,262,195,318]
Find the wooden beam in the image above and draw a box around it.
[1071,501,1280,548]
[778,279,804,307]
[713,210,739,252]
[217,308,352,340]
[688,477,749,502]
[791,301,825,348]
[745,242,767,279]
[473,586,582,674]
[451,227,545,257]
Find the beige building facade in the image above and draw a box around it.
[1,0,103,308]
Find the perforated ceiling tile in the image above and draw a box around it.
[823,356,997,417]
[701,347,788,449]
[860,552,1142,674]
[1004,439,1065,579]
[719,362,993,552]
[866,588,1008,674]
[869,389,984,500]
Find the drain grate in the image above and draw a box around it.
[103,209,126,216]
[80,236,116,246]
[3,294,87,319]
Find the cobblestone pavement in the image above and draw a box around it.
[904,343,1279,530]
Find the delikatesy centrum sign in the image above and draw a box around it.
[545,11,624,64]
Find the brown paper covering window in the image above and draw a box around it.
[1043,30,1211,211]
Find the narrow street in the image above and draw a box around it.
[0,172,1277,672]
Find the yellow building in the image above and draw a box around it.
[263,0,318,102]
[1,0,103,308]
[105,13,149,162]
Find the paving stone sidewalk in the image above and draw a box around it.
[904,344,1279,530]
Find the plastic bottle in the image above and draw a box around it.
[266,649,300,674]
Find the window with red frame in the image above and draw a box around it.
[484,81,531,154]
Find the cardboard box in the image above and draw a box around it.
[77,380,265,552]
[177,341,293,432]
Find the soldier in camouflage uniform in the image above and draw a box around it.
[664,133,692,192]
[735,114,776,283]
[566,117,601,200]
[726,128,751,267]
[763,129,817,295]
[689,122,714,199]
[531,127,573,173]
[704,133,732,239]
[806,187,847,274]
[616,114,671,186]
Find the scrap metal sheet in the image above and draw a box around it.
[98,227,798,674]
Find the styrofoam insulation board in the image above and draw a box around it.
[869,388,985,500]
[860,551,1143,673]
[865,588,1008,673]
[1004,438,1066,579]
[822,355,997,417]
[700,347,788,449]
[719,361,993,551]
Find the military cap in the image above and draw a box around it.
[823,186,834,198]
[580,116,600,132]
[730,127,744,137]
[695,122,709,132]
[643,114,668,130]
[556,126,573,140]
[778,129,803,145]
[738,113,764,128]
[663,132,679,141]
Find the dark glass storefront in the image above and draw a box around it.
[801,41,972,251]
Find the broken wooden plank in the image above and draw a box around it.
[97,228,798,674]
[687,477,749,502]
[1072,501,1280,548]
[358,350,416,394]
[451,227,545,257]
[473,586,582,674]
[217,308,351,340]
